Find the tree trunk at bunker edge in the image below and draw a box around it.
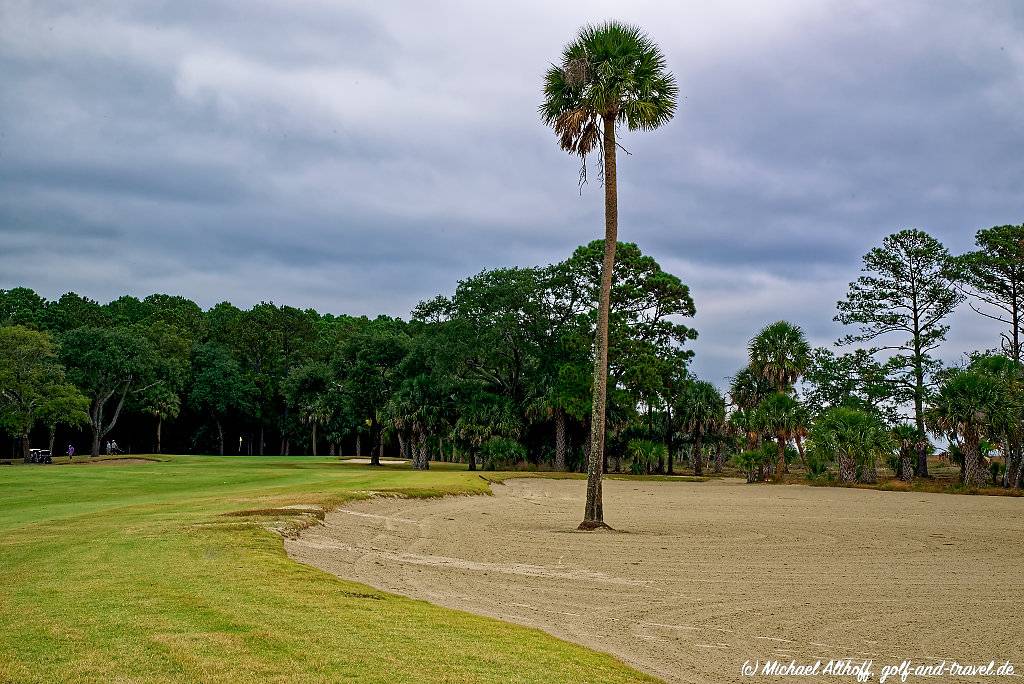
[580,113,618,531]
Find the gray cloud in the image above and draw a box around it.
[1,0,1021,386]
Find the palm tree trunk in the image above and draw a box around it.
[156,415,162,454]
[794,433,806,469]
[370,419,380,467]
[311,423,318,456]
[715,441,724,473]
[217,419,224,456]
[418,430,429,470]
[961,433,982,487]
[838,452,856,483]
[666,405,675,475]
[356,433,361,457]
[776,435,786,479]
[693,434,703,476]
[581,113,617,531]
[554,408,567,471]
[899,449,915,481]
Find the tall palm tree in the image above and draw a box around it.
[676,380,725,476]
[749,321,811,393]
[542,22,678,529]
[753,392,800,478]
[729,365,775,412]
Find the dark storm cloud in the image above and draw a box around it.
[1,0,1021,385]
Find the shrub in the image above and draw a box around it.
[733,447,769,483]
[990,460,1004,486]
[480,437,527,471]
[806,449,831,479]
[627,439,667,475]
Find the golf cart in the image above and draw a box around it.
[27,448,53,464]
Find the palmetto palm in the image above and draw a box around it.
[676,380,725,476]
[926,369,1002,487]
[808,406,893,483]
[729,365,775,412]
[542,21,678,530]
[753,392,800,478]
[749,321,811,393]
[892,423,926,481]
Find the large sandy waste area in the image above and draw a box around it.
[286,478,1024,683]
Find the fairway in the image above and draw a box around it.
[289,477,1024,684]
[0,457,654,684]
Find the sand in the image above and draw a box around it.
[78,457,155,465]
[286,478,1024,683]
[339,458,409,465]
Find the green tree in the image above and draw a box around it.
[142,386,179,455]
[729,365,775,413]
[42,292,110,333]
[554,241,697,474]
[189,343,256,456]
[733,444,772,484]
[967,354,1024,487]
[38,383,90,458]
[835,229,963,477]
[135,322,190,454]
[956,224,1024,362]
[0,288,47,328]
[808,406,893,484]
[283,363,330,456]
[891,424,925,482]
[675,380,725,476]
[542,22,678,530]
[802,347,894,420]
[926,368,1004,487]
[753,392,800,478]
[0,326,85,460]
[335,318,409,465]
[60,326,162,457]
[748,321,811,393]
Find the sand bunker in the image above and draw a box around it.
[339,458,409,465]
[286,478,1024,683]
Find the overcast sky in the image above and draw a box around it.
[2,1,1022,385]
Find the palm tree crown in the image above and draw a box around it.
[541,21,678,160]
[729,364,776,410]
[749,320,811,392]
[677,380,725,437]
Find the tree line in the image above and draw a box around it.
[732,225,1024,490]
[0,240,695,468]
[1,225,1022,489]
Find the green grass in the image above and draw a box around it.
[0,456,656,683]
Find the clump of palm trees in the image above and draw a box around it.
[727,321,811,481]
[721,317,1024,490]
[926,355,1023,488]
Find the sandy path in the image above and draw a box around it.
[286,478,1024,683]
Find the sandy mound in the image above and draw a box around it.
[80,458,156,465]
[286,478,1024,684]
